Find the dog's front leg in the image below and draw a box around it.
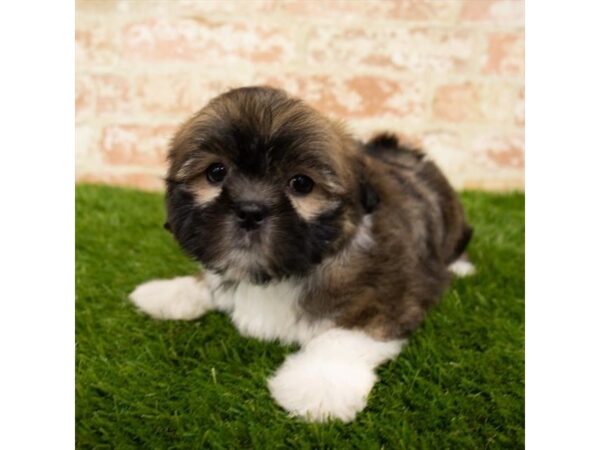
[268,328,405,422]
[129,273,220,320]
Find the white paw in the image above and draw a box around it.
[268,329,403,422]
[268,350,376,422]
[448,260,476,277]
[129,276,213,320]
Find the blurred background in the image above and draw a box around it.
[76,0,524,191]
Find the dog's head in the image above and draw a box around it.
[165,86,377,283]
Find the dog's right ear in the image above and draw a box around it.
[164,221,172,233]
[360,181,379,214]
[354,156,380,214]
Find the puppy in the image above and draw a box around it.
[130,86,474,422]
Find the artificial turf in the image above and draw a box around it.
[75,184,524,449]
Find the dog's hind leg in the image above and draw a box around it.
[448,254,476,277]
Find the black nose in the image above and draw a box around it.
[234,201,268,230]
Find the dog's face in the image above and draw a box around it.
[165,87,372,283]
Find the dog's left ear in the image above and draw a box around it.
[360,181,379,213]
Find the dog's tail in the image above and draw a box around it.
[364,132,425,166]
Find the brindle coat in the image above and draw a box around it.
[165,86,472,341]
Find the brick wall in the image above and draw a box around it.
[76,0,524,191]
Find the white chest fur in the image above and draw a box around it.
[208,274,332,345]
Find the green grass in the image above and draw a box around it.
[76,184,524,449]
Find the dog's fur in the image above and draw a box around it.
[130,86,474,422]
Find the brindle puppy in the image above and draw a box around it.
[130,86,474,422]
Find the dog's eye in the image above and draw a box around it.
[206,163,227,184]
[289,174,314,195]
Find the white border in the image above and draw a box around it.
[0,1,74,448]
[527,2,600,449]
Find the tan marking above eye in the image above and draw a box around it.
[287,189,340,221]
[189,175,222,206]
